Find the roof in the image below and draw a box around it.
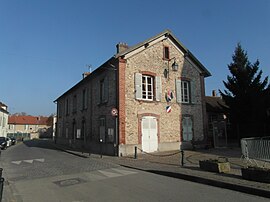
[0,102,8,114]
[115,29,211,77]
[54,57,115,102]
[205,96,228,113]
[55,29,211,102]
[8,116,50,125]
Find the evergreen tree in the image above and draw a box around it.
[220,43,269,136]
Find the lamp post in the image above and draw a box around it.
[164,57,178,79]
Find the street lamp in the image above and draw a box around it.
[164,57,178,79]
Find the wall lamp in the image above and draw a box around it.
[164,57,178,79]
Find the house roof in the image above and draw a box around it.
[205,96,228,113]
[55,29,211,102]
[8,115,50,125]
[0,102,8,114]
[115,29,211,77]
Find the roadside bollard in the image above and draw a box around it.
[0,168,2,178]
[100,139,103,158]
[134,146,137,159]
[180,150,184,167]
[0,177,4,202]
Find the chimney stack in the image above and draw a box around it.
[82,72,91,79]
[116,42,128,54]
[212,90,217,97]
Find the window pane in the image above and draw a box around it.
[142,75,154,101]
[164,47,169,59]
[181,81,190,103]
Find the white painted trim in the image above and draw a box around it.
[167,38,185,56]
[124,35,167,59]
[167,38,202,75]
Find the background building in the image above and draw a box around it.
[8,115,51,139]
[0,102,9,137]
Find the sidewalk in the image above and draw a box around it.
[52,143,270,199]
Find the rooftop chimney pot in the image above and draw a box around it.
[116,42,129,54]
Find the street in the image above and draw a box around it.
[0,140,268,202]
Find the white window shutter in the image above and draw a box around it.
[176,79,182,103]
[135,73,142,100]
[155,76,162,101]
[190,80,195,104]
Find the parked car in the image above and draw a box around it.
[10,137,16,145]
[6,137,12,147]
[0,137,7,150]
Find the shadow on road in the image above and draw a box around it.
[22,139,94,158]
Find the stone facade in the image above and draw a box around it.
[56,63,118,154]
[119,36,207,155]
[55,30,211,156]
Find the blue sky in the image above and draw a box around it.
[0,0,269,116]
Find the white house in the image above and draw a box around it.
[0,102,9,137]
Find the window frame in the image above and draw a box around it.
[72,94,77,113]
[82,89,88,110]
[65,98,69,116]
[163,46,170,60]
[181,80,190,103]
[142,75,154,101]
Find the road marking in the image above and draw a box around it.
[98,170,123,178]
[11,158,45,165]
[11,161,22,165]
[24,160,34,163]
[111,168,137,176]
[35,158,45,162]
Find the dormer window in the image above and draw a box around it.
[163,46,170,60]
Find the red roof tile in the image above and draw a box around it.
[8,116,50,125]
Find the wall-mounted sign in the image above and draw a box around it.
[111,108,118,117]
[166,106,172,113]
[165,90,174,102]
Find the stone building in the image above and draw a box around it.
[8,115,51,139]
[55,30,211,156]
[0,102,9,137]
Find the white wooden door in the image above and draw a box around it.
[142,116,158,152]
[182,116,193,141]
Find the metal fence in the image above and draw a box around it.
[241,136,270,166]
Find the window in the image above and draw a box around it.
[175,79,195,104]
[100,79,105,102]
[135,73,161,102]
[181,81,190,103]
[72,120,76,139]
[182,116,193,141]
[81,120,86,140]
[25,125,29,130]
[9,124,14,130]
[142,75,154,100]
[65,98,69,116]
[73,95,77,113]
[98,77,108,104]
[163,46,170,60]
[99,117,106,142]
[82,89,87,109]
[58,102,63,118]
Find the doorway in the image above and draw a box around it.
[141,116,158,152]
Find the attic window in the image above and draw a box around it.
[163,46,170,60]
